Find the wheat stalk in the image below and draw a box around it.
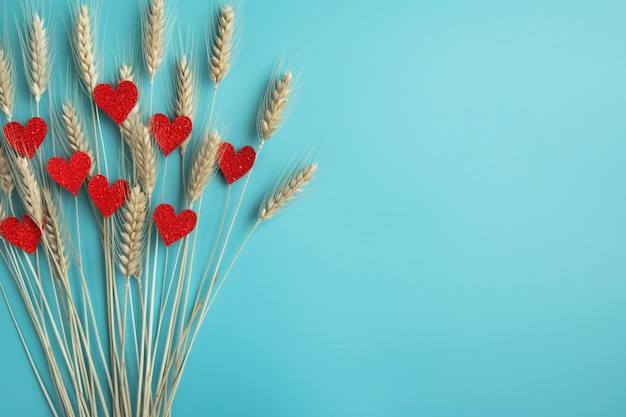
[0,145,14,196]
[73,5,99,93]
[0,45,14,119]
[25,13,50,103]
[258,71,293,142]
[14,157,43,228]
[42,189,69,282]
[187,130,221,204]
[118,185,147,279]
[209,5,234,85]
[62,100,95,172]
[142,0,166,80]
[259,163,317,222]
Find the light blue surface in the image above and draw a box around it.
[1,0,626,416]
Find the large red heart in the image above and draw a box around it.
[88,175,130,218]
[0,215,42,254]
[93,81,138,125]
[150,114,192,156]
[3,117,48,159]
[218,142,256,184]
[154,204,197,246]
[46,152,92,196]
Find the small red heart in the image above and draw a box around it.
[3,118,48,159]
[0,215,42,254]
[150,114,192,156]
[88,175,130,218]
[218,142,256,184]
[154,204,197,246]
[94,81,138,125]
[46,152,92,196]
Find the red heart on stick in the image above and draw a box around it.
[154,204,197,246]
[3,118,48,159]
[0,215,42,254]
[150,114,192,156]
[93,81,138,125]
[46,152,92,196]
[218,142,256,184]
[88,175,130,218]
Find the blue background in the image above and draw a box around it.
[1,0,626,416]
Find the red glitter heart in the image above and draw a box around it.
[150,114,192,156]
[87,175,130,218]
[0,215,42,254]
[218,142,256,184]
[153,204,197,246]
[3,118,48,159]
[93,81,138,125]
[46,152,92,196]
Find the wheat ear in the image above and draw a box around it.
[143,0,166,79]
[209,6,234,85]
[73,5,99,93]
[0,146,15,196]
[259,163,317,222]
[62,100,95,172]
[175,55,196,154]
[15,157,43,228]
[187,130,221,204]
[122,110,157,197]
[42,189,69,282]
[24,13,50,103]
[0,45,14,119]
[258,71,293,142]
[119,64,134,83]
[0,200,5,221]
[118,185,148,279]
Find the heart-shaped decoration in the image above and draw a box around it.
[154,204,197,246]
[88,175,130,218]
[218,142,256,184]
[0,215,42,254]
[94,81,138,125]
[3,118,48,159]
[46,152,92,196]
[150,114,193,156]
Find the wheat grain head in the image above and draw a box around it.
[14,157,43,228]
[188,129,221,204]
[208,5,235,85]
[118,185,147,279]
[0,145,15,196]
[258,71,293,142]
[42,189,69,282]
[72,5,99,93]
[0,44,14,119]
[62,100,95,172]
[259,162,317,222]
[142,0,166,79]
[21,12,51,102]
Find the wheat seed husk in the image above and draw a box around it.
[73,6,99,93]
[209,6,234,85]
[0,146,15,196]
[258,71,293,142]
[0,45,15,119]
[15,157,43,228]
[118,185,148,279]
[62,100,95,173]
[143,0,165,79]
[259,163,317,222]
[42,189,69,282]
[187,130,221,204]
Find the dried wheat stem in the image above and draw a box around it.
[73,6,99,93]
[258,72,293,142]
[143,0,165,80]
[25,13,50,103]
[209,6,234,85]
[62,100,95,172]
[119,64,134,83]
[0,145,15,196]
[259,163,317,221]
[122,110,157,197]
[15,157,43,227]
[187,130,220,204]
[42,189,69,282]
[0,45,15,119]
[118,185,148,279]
